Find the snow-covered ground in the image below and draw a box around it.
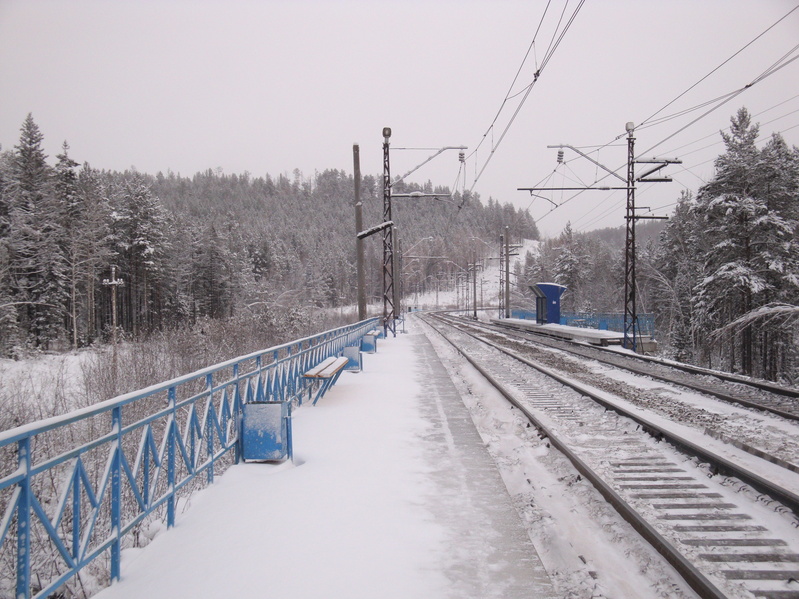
[8,302,736,598]
[84,312,719,599]
[92,318,554,599]
[0,350,92,426]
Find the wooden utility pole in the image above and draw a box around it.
[504,227,511,318]
[472,253,478,319]
[103,265,124,385]
[353,144,366,320]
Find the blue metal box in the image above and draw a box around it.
[361,334,377,353]
[343,345,362,372]
[242,401,292,461]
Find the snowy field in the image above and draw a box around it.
[0,350,93,427]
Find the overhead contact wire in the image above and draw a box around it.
[468,0,587,195]
[637,4,799,130]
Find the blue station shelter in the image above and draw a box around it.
[530,283,567,325]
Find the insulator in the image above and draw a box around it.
[557,150,564,163]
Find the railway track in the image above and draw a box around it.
[462,317,799,421]
[471,315,799,421]
[421,313,799,599]
[438,314,799,472]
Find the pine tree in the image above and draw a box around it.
[109,176,172,337]
[693,108,799,378]
[6,114,68,349]
[191,225,235,318]
[0,149,20,355]
[651,191,703,362]
[553,222,588,312]
[55,142,84,349]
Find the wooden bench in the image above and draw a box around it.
[303,356,349,405]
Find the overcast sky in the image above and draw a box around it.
[1,0,797,237]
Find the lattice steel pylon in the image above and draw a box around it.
[381,127,397,336]
[521,128,678,353]
[623,123,681,351]
[623,125,637,351]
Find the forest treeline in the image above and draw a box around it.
[1,108,797,382]
[522,108,799,382]
[0,113,538,358]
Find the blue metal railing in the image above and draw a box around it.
[509,310,655,338]
[561,312,655,337]
[510,309,536,320]
[0,317,379,598]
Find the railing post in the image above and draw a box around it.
[206,373,214,484]
[110,406,122,581]
[143,433,151,507]
[167,386,177,528]
[72,460,81,561]
[233,363,242,463]
[16,437,31,599]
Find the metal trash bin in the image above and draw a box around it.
[361,334,377,354]
[242,401,292,461]
[343,345,362,372]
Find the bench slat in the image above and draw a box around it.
[304,357,337,378]
[316,357,349,379]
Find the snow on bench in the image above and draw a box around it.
[303,356,350,405]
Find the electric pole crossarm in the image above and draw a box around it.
[518,186,629,192]
[636,164,668,180]
[547,144,627,183]
[357,221,393,240]
[635,158,681,181]
[391,146,468,188]
[392,192,453,199]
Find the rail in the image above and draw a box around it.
[0,317,379,598]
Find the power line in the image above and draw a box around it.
[537,0,586,73]
[546,106,799,233]
[637,90,743,131]
[466,0,587,195]
[574,117,799,232]
[637,3,799,131]
[539,0,571,73]
[637,44,799,158]
[555,49,799,224]
[657,99,799,158]
[577,12,799,176]
[466,0,553,163]
[521,5,798,236]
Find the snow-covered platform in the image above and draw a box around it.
[494,317,658,351]
[94,321,554,599]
